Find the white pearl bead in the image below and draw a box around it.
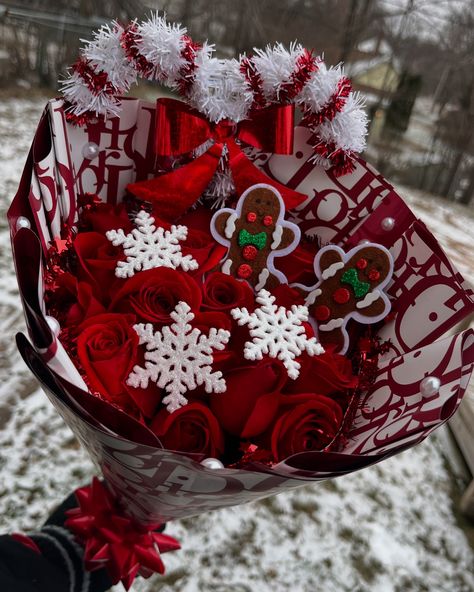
[420,376,441,397]
[200,457,224,470]
[381,217,395,231]
[16,216,31,230]
[45,315,61,336]
[82,141,100,160]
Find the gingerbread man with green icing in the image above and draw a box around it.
[293,243,394,354]
[210,184,300,290]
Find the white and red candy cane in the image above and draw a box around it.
[60,14,367,176]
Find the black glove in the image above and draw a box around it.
[0,492,112,592]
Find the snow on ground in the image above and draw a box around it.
[0,95,473,592]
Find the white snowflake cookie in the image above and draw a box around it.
[231,289,324,379]
[127,301,230,413]
[106,210,199,278]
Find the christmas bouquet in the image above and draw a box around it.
[8,15,474,590]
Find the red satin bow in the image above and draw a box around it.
[127,98,307,220]
[65,478,180,590]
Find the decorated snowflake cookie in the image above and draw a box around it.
[231,289,324,379]
[127,301,230,413]
[106,210,198,278]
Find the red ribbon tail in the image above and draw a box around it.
[227,140,307,210]
[127,144,223,221]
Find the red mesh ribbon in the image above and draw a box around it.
[65,478,180,590]
[127,98,307,219]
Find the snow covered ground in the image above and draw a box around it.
[0,95,473,592]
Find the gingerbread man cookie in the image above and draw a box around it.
[293,243,394,354]
[210,184,301,290]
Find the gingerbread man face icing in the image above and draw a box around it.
[211,184,301,290]
[293,243,394,354]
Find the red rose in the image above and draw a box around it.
[151,402,225,458]
[283,352,358,398]
[74,232,123,303]
[210,360,286,438]
[76,313,161,417]
[48,272,105,331]
[81,202,133,234]
[270,394,344,462]
[270,284,305,308]
[182,228,227,277]
[66,281,106,329]
[276,242,317,285]
[109,267,202,325]
[201,272,254,312]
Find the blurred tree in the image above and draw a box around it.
[433,4,474,203]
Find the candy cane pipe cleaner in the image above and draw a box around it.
[131,14,204,84]
[60,13,368,174]
[61,22,136,117]
[249,43,313,103]
[315,93,368,154]
[121,21,156,77]
[187,52,254,122]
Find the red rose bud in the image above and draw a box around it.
[73,231,123,303]
[151,402,225,458]
[283,351,358,397]
[109,267,202,325]
[275,242,317,285]
[270,394,344,462]
[210,360,286,438]
[180,227,227,276]
[201,272,254,312]
[66,281,106,330]
[79,202,133,234]
[76,313,161,417]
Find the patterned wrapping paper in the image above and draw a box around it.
[8,98,474,525]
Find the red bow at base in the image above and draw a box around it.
[65,478,180,590]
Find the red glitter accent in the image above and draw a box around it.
[333,288,350,304]
[72,58,115,96]
[278,49,318,103]
[237,263,253,279]
[231,443,274,468]
[77,192,102,210]
[246,211,257,223]
[314,305,331,321]
[263,215,273,226]
[355,332,391,391]
[120,24,154,77]
[368,269,380,281]
[44,226,76,294]
[356,258,368,270]
[176,35,201,97]
[242,245,258,261]
[240,56,267,110]
[302,76,352,127]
